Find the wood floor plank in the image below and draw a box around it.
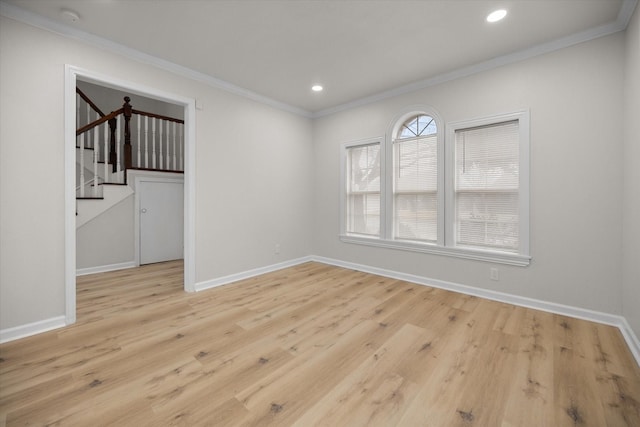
[501,309,555,426]
[0,261,638,426]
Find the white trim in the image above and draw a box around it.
[194,256,313,292]
[310,255,639,366]
[0,316,67,344]
[76,261,137,276]
[2,0,636,119]
[620,318,640,366]
[339,234,531,266]
[64,65,77,325]
[65,66,197,327]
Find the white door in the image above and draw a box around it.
[139,181,184,265]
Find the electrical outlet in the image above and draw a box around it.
[490,268,499,281]
[274,244,280,255]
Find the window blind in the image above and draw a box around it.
[455,120,519,251]
[393,135,438,242]
[346,143,381,236]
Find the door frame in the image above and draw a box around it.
[64,65,197,325]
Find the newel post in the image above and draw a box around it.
[108,117,118,173]
[123,96,133,175]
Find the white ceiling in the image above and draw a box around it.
[2,0,635,115]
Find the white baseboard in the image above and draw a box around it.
[311,255,640,367]
[5,254,639,368]
[619,317,640,366]
[76,261,137,276]
[194,256,314,292]
[0,315,67,344]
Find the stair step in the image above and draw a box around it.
[76,197,104,200]
[75,145,95,150]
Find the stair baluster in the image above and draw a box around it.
[143,116,148,168]
[103,122,109,183]
[151,118,157,169]
[172,121,177,170]
[79,133,85,198]
[158,118,164,170]
[136,114,141,168]
[93,126,99,197]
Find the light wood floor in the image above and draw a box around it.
[1,261,639,426]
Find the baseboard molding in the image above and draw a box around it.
[5,254,639,367]
[194,256,314,292]
[619,317,640,366]
[0,315,67,344]
[311,255,640,367]
[76,261,137,276]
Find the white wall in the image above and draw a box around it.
[76,196,135,270]
[623,6,640,338]
[312,33,625,315]
[0,16,313,331]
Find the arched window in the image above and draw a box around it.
[393,114,439,242]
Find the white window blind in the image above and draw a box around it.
[393,134,438,242]
[346,143,381,236]
[454,120,520,251]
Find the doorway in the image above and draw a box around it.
[65,65,196,325]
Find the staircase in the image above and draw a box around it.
[76,88,184,227]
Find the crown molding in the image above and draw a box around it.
[1,0,636,120]
[0,1,313,118]
[312,0,638,118]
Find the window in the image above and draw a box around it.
[453,120,520,251]
[341,109,530,266]
[344,141,381,237]
[393,115,438,242]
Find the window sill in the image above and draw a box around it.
[339,234,531,266]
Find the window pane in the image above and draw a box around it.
[346,143,380,236]
[455,120,519,190]
[348,193,380,235]
[395,135,437,192]
[456,192,519,250]
[349,144,380,192]
[455,120,520,251]
[394,192,437,242]
[399,115,437,139]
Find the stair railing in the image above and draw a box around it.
[76,95,184,196]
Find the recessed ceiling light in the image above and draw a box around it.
[311,85,323,92]
[486,9,507,23]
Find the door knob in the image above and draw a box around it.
[141,208,147,213]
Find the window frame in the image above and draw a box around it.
[340,137,384,238]
[339,109,531,267]
[445,111,530,260]
[386,108,445,246]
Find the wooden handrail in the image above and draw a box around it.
[76,108,124,136]
[132,109,184,124]
[76,87,106,117]
[76,108,183,136]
